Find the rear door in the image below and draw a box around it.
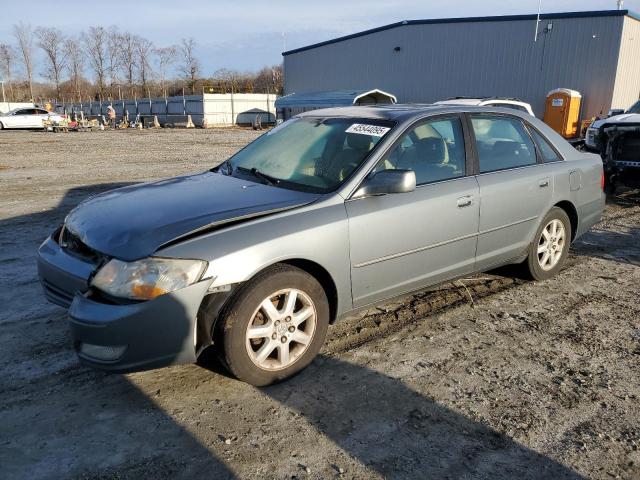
[346,115,480,307]
[470,114,553,270]
[34,109,50,127]
[20,109,42,128]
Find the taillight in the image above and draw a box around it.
[600,168,605,191]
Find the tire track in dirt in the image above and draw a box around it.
[324,257,584,355]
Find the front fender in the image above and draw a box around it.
[157,198,353,318]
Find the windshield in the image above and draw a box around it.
[221,117,395,193]
[627,100,640,114]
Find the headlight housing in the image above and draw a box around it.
[91,257,208,301]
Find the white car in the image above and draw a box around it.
[585,100,640,151]
[435,97,535,116]
[0,107,65,130]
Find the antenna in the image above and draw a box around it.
[534,0,542,42]
[617,0,624,10]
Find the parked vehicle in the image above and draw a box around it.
[584,100,640,191]
[435,97,535,116]
[0,107,65,129]
[37,105,605,385]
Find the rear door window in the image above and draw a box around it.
[471,116,537,173]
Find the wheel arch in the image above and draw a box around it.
[278,259,339,324]
[553,200,578,241]
[199,257,341,352]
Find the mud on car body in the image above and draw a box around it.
[38,104,605,386]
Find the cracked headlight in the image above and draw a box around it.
[91,257,208,300]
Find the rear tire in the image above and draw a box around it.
[525,207,571,281]
[217,264,329,386]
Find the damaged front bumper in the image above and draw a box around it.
[602,125,640,188]
[37,233,212,372]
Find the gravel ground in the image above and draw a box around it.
[0,129,639,480]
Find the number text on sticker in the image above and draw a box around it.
[345,124,391,137]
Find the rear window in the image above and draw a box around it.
[488,102,529,113]
[529,128,562,163]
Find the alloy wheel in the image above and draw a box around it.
[537,219,566,271]
[245,288,317,371]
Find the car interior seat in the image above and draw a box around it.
[489,140,530,171]
[396,137,457,183]
[328,133,373,181]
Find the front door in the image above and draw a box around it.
[346,115,480,307]
[9,109,31,128]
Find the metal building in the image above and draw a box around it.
[283,10,640,121]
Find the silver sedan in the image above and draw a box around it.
[37,104,605,385]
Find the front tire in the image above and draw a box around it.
[525,207,571,281]
[217,264,329,386]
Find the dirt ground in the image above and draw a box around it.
[0,129,639,480]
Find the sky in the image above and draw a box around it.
[1,0,639,79]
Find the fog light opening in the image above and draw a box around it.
[79,343,127,362]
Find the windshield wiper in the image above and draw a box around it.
[211,160,233,175]
[236,166,280,186]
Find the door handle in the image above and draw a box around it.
[457,196,473,208]
[539,179,550,188]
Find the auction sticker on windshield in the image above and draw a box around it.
[345,124,391,137]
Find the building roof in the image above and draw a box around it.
[283,9,640,56]
[274,89,397,108]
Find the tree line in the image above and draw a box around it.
[0,23,283,104]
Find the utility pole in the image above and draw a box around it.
[534,0,542,42]
[1,80,5,103]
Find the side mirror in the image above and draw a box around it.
[353,169,416,198]
[607,108,624,118]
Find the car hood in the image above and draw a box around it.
[591,113,640,129]
[65,172,321,261]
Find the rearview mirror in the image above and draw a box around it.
[353,169,416,198]
[607,108,624,118]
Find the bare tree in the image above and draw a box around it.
[179,38,199,93]
[136,36,154,95]
[37,27,67,98]
[106,26,120,97]
[0,43,16,101]
[82,26,107,98]
[118,32,136,96]
[213,68,239,94]
[154,45,177,97]
[65,37,84,102]
[13,22,35,101]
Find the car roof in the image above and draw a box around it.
[295,103,530,122]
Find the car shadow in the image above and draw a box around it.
[193,350,587,479]
[258,355,585,479]
[0,183,237,479]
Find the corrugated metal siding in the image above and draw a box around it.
[284,15,626,120]
[611,16,640,109]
